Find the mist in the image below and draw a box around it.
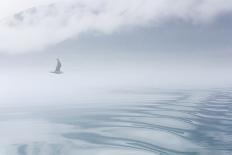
[0,0,232,107]
[0,0,232,53]
[1,47,232,107]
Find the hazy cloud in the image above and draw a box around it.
[0,0,232,53]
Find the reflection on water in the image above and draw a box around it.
[0,89,232,155]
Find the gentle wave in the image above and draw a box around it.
[0,89,231,155]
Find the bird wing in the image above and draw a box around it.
[55,60,62,72]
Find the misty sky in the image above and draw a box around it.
[0,0,232,106]
[0,0,231,53]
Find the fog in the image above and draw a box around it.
[1,0,232,53]
[0,0,231,107]
[0,48,232,107]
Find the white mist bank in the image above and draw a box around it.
[0,65,232,107]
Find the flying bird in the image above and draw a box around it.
[51,58,63,74]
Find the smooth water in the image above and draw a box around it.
[0,89,232,155]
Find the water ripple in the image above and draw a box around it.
[0,89,232,155]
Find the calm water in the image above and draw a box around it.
[0,89,232,155]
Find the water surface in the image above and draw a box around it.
[0,89,231,155]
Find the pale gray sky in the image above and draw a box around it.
[0,0,232,53]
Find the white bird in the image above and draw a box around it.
[51,58,63,74]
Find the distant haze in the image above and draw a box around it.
[0,0,232,107]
